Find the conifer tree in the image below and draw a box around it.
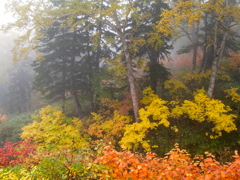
[132,0,172,93]
[7,61,33,113]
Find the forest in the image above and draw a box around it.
[0,0,240,179]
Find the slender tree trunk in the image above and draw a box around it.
[148,50,159,93]
[61,56,67,113]
[70,29,85,118]
[192,44,198,71]
[192,21,200,71]
[200,12,210,72]
[99,4,140,122]
[85,24,95,112]
[207,18,219,98]
[122,38,140,123]
[72,89,85,118]
[94,0,103,111]
[207,19,229,98]
[94,23,102,111]
[207,58,218,98]
[200,46,207,72]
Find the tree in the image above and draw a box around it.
[132,0,172,93]
[33,15,114,117]
[3,0,114,117]
[32,21,69,110]
[60,0,173,122]
[158,0,240,97]
[205,0,240,98]
[85,0,143,122]
[157,0,203,71]
[7,60,33,113]
[3,0,173,121]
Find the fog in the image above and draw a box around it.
[0,0,15,26]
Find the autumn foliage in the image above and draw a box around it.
[0,84,239,179]
[0,114,7,122]
[0,98,240,179]
[0,139,36,167]
[1,140,240,179]
[21,106,88,151]
[96,144,240,180]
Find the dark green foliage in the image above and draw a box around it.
[132,0,172,93]
[32,12,114,115]
[147,63,171,94]
[6,61,33,114]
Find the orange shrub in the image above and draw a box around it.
[95,144,240,180]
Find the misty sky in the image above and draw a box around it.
[0,0,15,26]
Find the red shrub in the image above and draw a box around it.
[0,139,36,167]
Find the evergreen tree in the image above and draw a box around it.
[7,61,33,113]
[132,0,172,93]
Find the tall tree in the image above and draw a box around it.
[7,61,33,113]
[3,0,177,121]
[32,18,93,118]
[206,0,240,97]
[157,0,203,71]
[32,20,70,111]
[158,0,240,97]
[60,0,173,122]
[132,0,172,93]
[55,0,147,122]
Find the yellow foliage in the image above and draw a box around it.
[132,58,149,72]
[106,54,127,78]
[164,79,189,100]
[216,71,231,82]
[165,70,230,101]
[0,167,35,180]
[183,70,230,87]
[141,86,159,105]
[0,169,19,180]
[120,121,153,151]
[171,126,179,133]
[129,38,147,56]
[158,0,240,47]
[21,106,88,151]
[225,87,240,103]
[158,0,202,36]
[91,112,103,123]
[72,117,85,133]
[172,89,237,137]
[183,70,211,83]
[202,0,240,24]
[146,28,164,51]
[120,87,171,151]
[121,87,238,151]
[139,98,170,127]
[86,111,131,146]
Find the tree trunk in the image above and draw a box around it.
[207,19,229,98]
[72,89,85,118]
[200,12,211,72]
[148,50,159,93]
[93,0,103,111]
[94,20,102,111]
[70,29,85,118]
[61,55,67,113]
[192,20,200,71]
[122,39,140,123]
[192,44,198,71]
[98,3,140,122]
[207,58,218,98]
